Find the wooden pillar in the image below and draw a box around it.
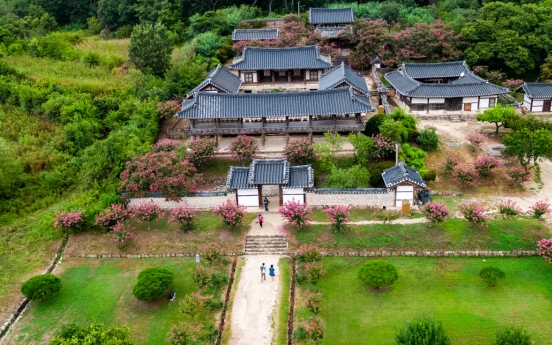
[288,71,291,83]
[239,119,243,128]
[309,115,313,126]
[272,71,275,85]
[426,98,429,114]
[332,114,337,125]
[235,191,239,204]
[190,119,196,129]
[530,98,533,112]
[279,185,283,206]
[355,113,360,124]
[286,116,289,128]
[258,185,263,207]
[262,117,266,129]
[261,131,266,146]
[477,96,481,110]
[308,131,313,143]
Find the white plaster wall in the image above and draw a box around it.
[128,196,233,210]
[463,97,478,103]
[429,98,445,104]
[479,98,490,108]
[411,98,427,104]
[523,94,531,108]
[306,192,395,207]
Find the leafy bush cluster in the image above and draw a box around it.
[21,274,62,301]
[357,260,398,289]
[278,199,313,229]
[132,267,174,301]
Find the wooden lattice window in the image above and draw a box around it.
[244,73,254,83]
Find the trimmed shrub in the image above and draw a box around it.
[133,267,174,301]
[21,274,62,301]
[452,165,478,185]
[278,199,313,229]
[305,290,323,314]
[459,201,488,227]
[420,169,436,181]
[507,166,531,184]
[364,114,387,137]
[496,199,522,221]
[395,316,451,345]
[423,201,450,225]
[465,133,486,150]
[327,165,370,188]
[304,261,325,285]
[495,326,531,345]
[417,126,439,150]
[297,244,322,263]
[324,204,351,233]
[473,156,501,177]
[213,199,247,227]
[479,266,506,287]
[50,322,133,344]
[81,52,100,66]
[370,134,395,159]
[357,260,398,289]
[283,137,317,164]
[368,160,395,185]
[440,154,459,176]
[188,136,218,168]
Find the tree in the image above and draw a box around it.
[278,199,313,229]
[283,138,317,164]
[379,118,408,143]
[52,210,85,234]
[119,144,197,202]
[323,204,351,233]
[194,31,223,57]
[495,326,532,345]
[202,243,222,271]
[395,317,451,345]
[50,322,134,345]
[327,165,371,188]
[225,135,259,167]
[364,114,387,137]
[164,60,207,99]
[479,266,506,287]
[133,267,174,301]
[357,260,398,289]
[349,19,388,70]
[496,199,522,221]
[129,23,173,77]
[473,156,501,177]
[96,204,129,230]
[528,200,551,220]
[417,126,439,151]
[502,128,552,171]
[306,316,326,345]
[187,136,218,168]
[348,133,374,166]
[542,55,552,82]
[476,104,514,135]
[21,274,62,301]
[462,2,552,74]
[97,0,138,29]
[314,132,344,172]
[213,199,247,227]
[179,292,204,323]
[168,206,197,232]
[378,2,400,32]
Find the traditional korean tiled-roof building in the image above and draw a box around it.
[308,8,354,52]
[185,65,242,99]
[228,45,332,85]
[232,28,279,41]
[381,161,426,206]
[516,82,552,112]
[319,61,369,95]
[385,61,509,114]
[226,159,314,206]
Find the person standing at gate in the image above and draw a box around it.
[258,213,263,228]
[263,197,270,212]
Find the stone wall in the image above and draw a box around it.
[306,191,395,207]
[128,195,234,210]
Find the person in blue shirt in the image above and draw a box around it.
[269,264,275,281]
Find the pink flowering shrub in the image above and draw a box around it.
[507,166,531,184]
[168,205,197,232]
[440,154,460,176]
[305,290,323,314]
[323,205,351,233]
[537,238,552,263]
[297,244,322,263]
[283,138,317,164]
[53,210,85,233]
[501,79,524,92]
[166,322,201,345]
[129,200,165,231]
[465,133,486,150]
[423,201,450,225]
[187,136,218,168]
[370,134,395,159]
[306,316,326,345]
[473,156,501,177]
[304,261,324,285]
[111,222,134,247]
[119,144,197,201]
[278,199,313,229]
[225,135,259,166]
[528,200,551,220]
[453,165,478,185]
[497,199,522,221]
[150,140,181,153]
[179,292,205,323]
[95,203,128,230]
[156,100,180,119]
[459,201,488,227]
[213,199,247,227]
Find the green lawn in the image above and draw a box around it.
[276,257,291,345]
[310,208,424,223]
[294,257,552,344]
[291,219,549,251]
[9,258,226,344]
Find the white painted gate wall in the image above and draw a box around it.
[395,185,414,207]
[283,188,305,205]
[237,189,259,207]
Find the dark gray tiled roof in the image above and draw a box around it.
[287,165,314,188]
[229,46,332,71]
[232,28,279,41]
[401,61,468,79]
[177,87,374,119]
[314,27,350,38]
[517,83,552,99]
[226,167,255,190]
[186,65,242,98]
[308,7,354,24]
[319,61,369,94]
[381,161,426,188]
[384,70,508,98]
[249,159,290,185]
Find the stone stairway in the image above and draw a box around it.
[244,235,288,255]
[449,115,461,122]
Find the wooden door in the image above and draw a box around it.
[544,100,551,112]
[464,103,471,111]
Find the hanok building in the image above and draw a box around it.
[385,61,509,114]
[232,28,280,41]
[516,82,552,112]
[319,61,369,95]
[381,161,426,207]
[308,7,354,52]
[176,87,374,142]
[185,64,242,99]
[226,159,314,207]
[228,45,332,90]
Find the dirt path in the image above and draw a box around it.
[228,213,285,345]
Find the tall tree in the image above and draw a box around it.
[378,1,400,32]
[502,128,552,171]
[541,55,552,82]
[129,23,173,77]
[476,104,515,135]
[349,19,389,71]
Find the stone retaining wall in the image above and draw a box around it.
[127,195,233,210]
[306,191,395,207]
[413,114,477,121]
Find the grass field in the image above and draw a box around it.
[8,257,227,345]
[74,37,130,59]
[276,257,291,345]
[310,208,424,223]
[294,257,552,345]
[290,218,549,251]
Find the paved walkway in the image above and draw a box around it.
[228,213,286,345]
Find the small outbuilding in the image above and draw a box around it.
[232,28,280,41]
[186,64,242,99]
[226,159,314,207]
[516,82,552,112]
[381,162,426,207]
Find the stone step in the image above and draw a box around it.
[245,244,288,250]
[449,115,461,122]
[245,251,289,255]
[246,238,287,242]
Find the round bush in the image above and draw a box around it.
[367,160,395,185]
[395,316,451,345]
[133,267,174,301]
[495,326,531,345]
[417,127,440,151]
[357,260,398,289]
[21,274,62,301]
[420,169,437,182]
[364,114,387,137]
[479,266,505,287]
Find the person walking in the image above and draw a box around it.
[269,264,275,281]
[260,263,266,282]
[258,213,263,228]
[263,197,270,212]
